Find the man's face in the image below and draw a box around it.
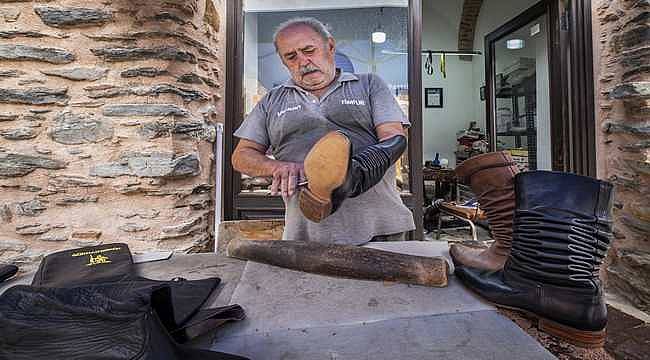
[276,25,336,91]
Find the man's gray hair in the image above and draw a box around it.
[273,17,332,51]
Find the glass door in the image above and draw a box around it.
[486,4,552,171]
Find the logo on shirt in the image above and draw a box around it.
[341,99,366,106]
[277,104,302,117]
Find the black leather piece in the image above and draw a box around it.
[0,264,18,283]
[454,171,613,332]
[0,244,248,360]
[32,244,135,287]
[0,285,247,360]
[31,243,222,330]
[171,305,247,343]
[331,135,406,211]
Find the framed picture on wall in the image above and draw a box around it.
[424,87,443,108]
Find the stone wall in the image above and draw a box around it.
[0,0,224,270]
[595,0,650,312]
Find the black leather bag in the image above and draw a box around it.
[31,243,135,287]
[0,244,248,360]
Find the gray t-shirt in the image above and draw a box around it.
[234,71,415,244]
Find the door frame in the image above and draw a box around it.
[484,0,596,175]
[224,1,425,238]
[224,0,596,233]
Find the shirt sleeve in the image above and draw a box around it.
[233,96,271,147]
[368,74,410,128]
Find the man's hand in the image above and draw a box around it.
[232,139,306,200]
[271,161,305,201]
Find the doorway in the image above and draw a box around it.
[485,1,554,171]
[224,0,596,239]
[419,0,596,236]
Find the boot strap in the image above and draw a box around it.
[170,304,246,343]
[456,161,517,183]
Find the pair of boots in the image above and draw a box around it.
[450,152,614,348]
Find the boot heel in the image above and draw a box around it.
[300,131,350,222]
[538,317,606,348]
[299,189,332,223]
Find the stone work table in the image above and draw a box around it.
[0,241,556,360]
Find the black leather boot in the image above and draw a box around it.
[454,171,614,348]
[300,131,406,223]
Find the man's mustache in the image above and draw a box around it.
[300,65,320,76]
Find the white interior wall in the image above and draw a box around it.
[421,1,476,166]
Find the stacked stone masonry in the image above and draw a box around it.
[457,0,483,61]
[596,0,650,312]
[0,0,224,270]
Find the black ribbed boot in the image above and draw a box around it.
[454,171,614,348]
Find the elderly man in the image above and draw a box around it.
[232,17,415,244]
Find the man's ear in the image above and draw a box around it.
[327,37,336,54]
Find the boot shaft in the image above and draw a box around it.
[507,171,614,289]
[455,151,519,194]
[454,151,519,248]
[335,134,406,200]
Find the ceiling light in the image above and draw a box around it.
[372,7,386,44]
[506,39,525,49]
[372,31,386,43]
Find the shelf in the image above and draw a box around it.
[496,131,536,136]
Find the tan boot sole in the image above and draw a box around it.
[494,303,605,348]
[299,131,351,222]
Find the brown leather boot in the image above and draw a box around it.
[449,151,519,271]
[299,131,406,223]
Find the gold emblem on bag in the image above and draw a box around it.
[87,254,111,266]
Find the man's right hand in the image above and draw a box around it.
[271,162,305,201]
[232,139,305,200]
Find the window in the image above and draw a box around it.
[239,0,411,195]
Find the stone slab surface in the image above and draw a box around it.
[222,265,489,335]
[211,310,556,360]
[222,241,478,335]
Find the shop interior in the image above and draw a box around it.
[420,0,548,172]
